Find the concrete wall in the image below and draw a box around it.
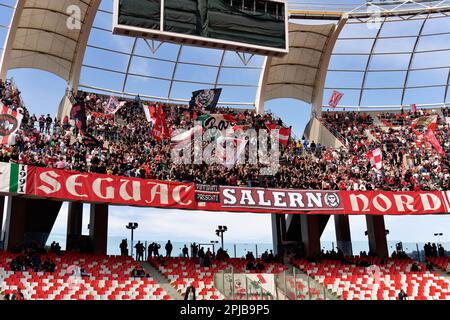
[304,117,345,149]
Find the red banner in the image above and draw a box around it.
[195,186,450,216]
[33,168,195,210]
[214,187,344,213]
[9,164,449,215]
[341,191,450,216]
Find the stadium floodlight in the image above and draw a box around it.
[215,225,228,249]
[126,222,139,258]
[364,229,389,236]
[211,241,219,254]
[434,233,444,245]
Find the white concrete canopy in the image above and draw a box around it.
[255,20,347,114]
[263,23,337,104]
[0,0,101,89]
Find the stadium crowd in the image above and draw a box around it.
[1,85,449,191]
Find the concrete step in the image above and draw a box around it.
[140,262,183,301]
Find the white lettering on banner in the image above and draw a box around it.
[273,192,287,207]
[66,174,89,198]
[256,190,272,206]
[442,191,450,212]
[373,194,391,212]
[240,190,256,205]
[393,194,417,212]
[119,180,142,202]
[92,178,115,200]
[223,188,237,205]
[349,193,442,213]
[288,193,304,208]
[37,171,62,194]
[173,185,193,206]
[420,193,441,211]
[306,193,322,208]
[27,166,450,214]
[221,189,335,210]
[350,194,370,212]
[146,183,169,204]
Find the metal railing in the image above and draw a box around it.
[119,240,273,260]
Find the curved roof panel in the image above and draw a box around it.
[2,0,450,108]
[263,22,337,103]
[3,0,100,81]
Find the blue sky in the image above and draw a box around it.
[1,0,450,249]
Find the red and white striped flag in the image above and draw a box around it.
[0,104,23,146]
[366,148,383,170]
[143,104,156,124]
[329,91,344,109]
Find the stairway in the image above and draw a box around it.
[140,262,184,300]
[280,261,341,300]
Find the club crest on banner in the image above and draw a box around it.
[324,192,341,208]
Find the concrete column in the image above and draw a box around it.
[271,214,286,256]
[335,215,353,256]
[4,196,27,250]
[67,202,83,251]
[300,215,321,258]
[89,204,109,255]
[366,215,388,258]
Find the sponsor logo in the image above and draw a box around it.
[195,193,220,203]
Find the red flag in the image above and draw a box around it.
[366,148,383,170]
[266,124,291,146]
[411,104,417,113]
[424,129,445,156]
[143,104,157,124]
[412,115,437,133]
[329,91,344,109]
[151,106,169,142]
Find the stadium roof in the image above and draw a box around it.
[1,0,450,108]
